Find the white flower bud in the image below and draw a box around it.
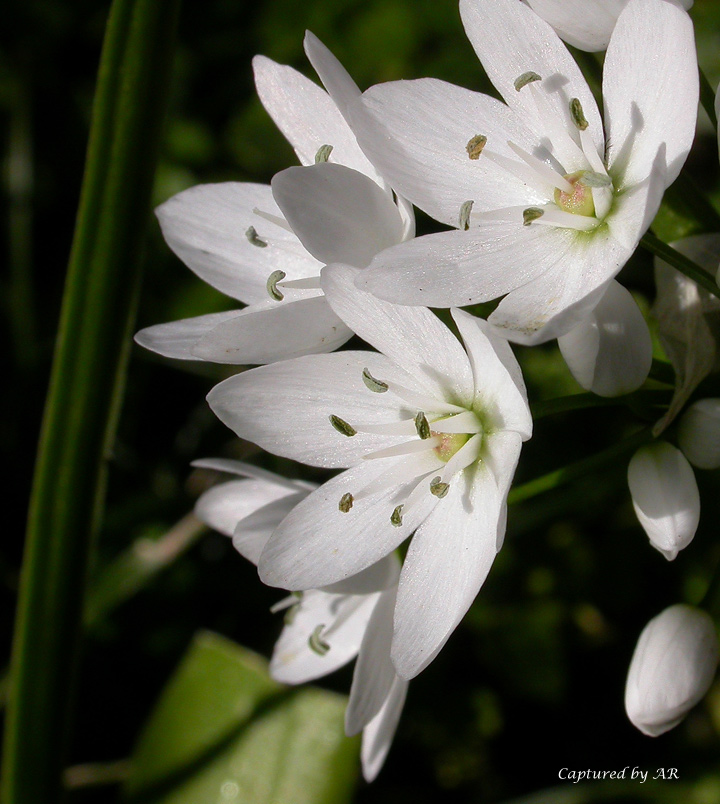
[627,442,699,560]
[625,604,719,737]
[558,281,652,398]
[678,398,720,469]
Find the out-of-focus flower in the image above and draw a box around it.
[625,604,719,737]
[524,0,692,52]
[351,0,697,345]
[627,442,700,560]
[206,264,532,679]
[653,234,720,434]
[135,35,413,365]
[678,399,720,469]
[557,280,652,396]
[193,458,407,782]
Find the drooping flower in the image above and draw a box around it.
[193,458,407,781]
[206,264,532,679]
[349,0,697,345]
[524,0,692,52]
[678,398,720,470]
[627,441,700,560]
[135,34,413,365]
[625,603,719,737]
[557,280,652,397]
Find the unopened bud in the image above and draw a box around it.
[678,398,720,469]
[625,604,719,737]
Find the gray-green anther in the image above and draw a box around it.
[315,144,334,164]
[514,71,542,91]
[330,415,357,437]
[339,492,354,513]
[266,269,286,301]
[390,505,404,527]
[459,200,474,231]
[362,367,389,393]
[523,207,545,226]
[569,98,589,131]
[466,134,487,160]
[415,411,431,440]
[246,225,268,248]
[309,625,331,655]
[430,476,450,498]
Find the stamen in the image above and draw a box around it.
[569,98,589,131]
[533,207,599,231]
[466,134,487,160]
[246,226,267,248]
[429,476,450,498]
[339,492,354,513]
[309,625,331,655]
[514,71,542,92]
[284,604,300,625]
[315,144,333,163]
[352,418,418,436]
[523,207,545,226]
[579,171,612,188]
[385,381,466,415]
[578,127,607,175]
[353,451,445,501]
[362,367,388,393]
[267,270,286,301]
[252,207,294,233]
[459,200,474,231]
[329,415,357,437]
[276,276,322,290]
[270,592,302,614]
[506,141,574,193]
[390,505,404,527]
[415,412,431,440]
[482,149,562,197]
[363,436,441,461]
[432,410,483,434]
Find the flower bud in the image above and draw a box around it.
[678,398,720,469]
[625,604,719,737]
[627,442,699,560]
[558,281,652,397]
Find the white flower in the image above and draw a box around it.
[206,264,532,679]
[557,280,652,397]
[135,33,413,365]
[349,0,697,345]
[625,604,719,737]
[653,234,720,434]
[678,398,720,469]
[524,0,692,52]
[193,458,407,782]
[627,441,700,560]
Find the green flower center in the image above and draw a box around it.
[553,170,596,217]
[433,431,472,463]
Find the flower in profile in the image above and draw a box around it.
[206,264,532,679]
[524,0,692,52]
[193,458,407,781]
[625,604,719,737]
[351,0,697,344]
[627,441,699,560]
[135,34,412,365]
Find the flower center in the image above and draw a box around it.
[553,171,595,217]
[433,431,471,462]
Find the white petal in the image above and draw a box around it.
[156,182,320,304]
[359,221,577,309]
[358,78,546,227]
[192,295,353,364]
[269,590,378,684]
[558,280,652,396]
[258,460,440,591]
[452,310,532,438]
[134,311,241,361]
[231,492,308,565]
[678,399,720,470]
[323,553,401,596]
[252,55,381,182]
[605,167,666,253]
[191,457,315,492]
[625,604,718,737]
[524,0,628,51]
[392,453,515,679]
[361,675,408,782]
[460,0,604,163]
[603,0,698,189]
[194,478,299,541]
[322,263,474,405]
[346,587,398,734]
[207,351,415,469]
[271,164,405,268]
[627,442,700,561]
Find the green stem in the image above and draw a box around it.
[1,1,181,801]
[640,231,720,300]
[508,428,652,506]
[700,68,718,131]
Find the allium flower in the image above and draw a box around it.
[194,458,407,781]
[524,0,692,52]
[678,399,720,470]
[206,264,532,679]
[135,34,412,365]
[625,603,719,737]
[351,0,697,344]
[627,442,699,560]
[557,280,652,397]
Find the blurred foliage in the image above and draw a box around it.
[5,0,720,803]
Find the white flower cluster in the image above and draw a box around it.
[137,0,720,780]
